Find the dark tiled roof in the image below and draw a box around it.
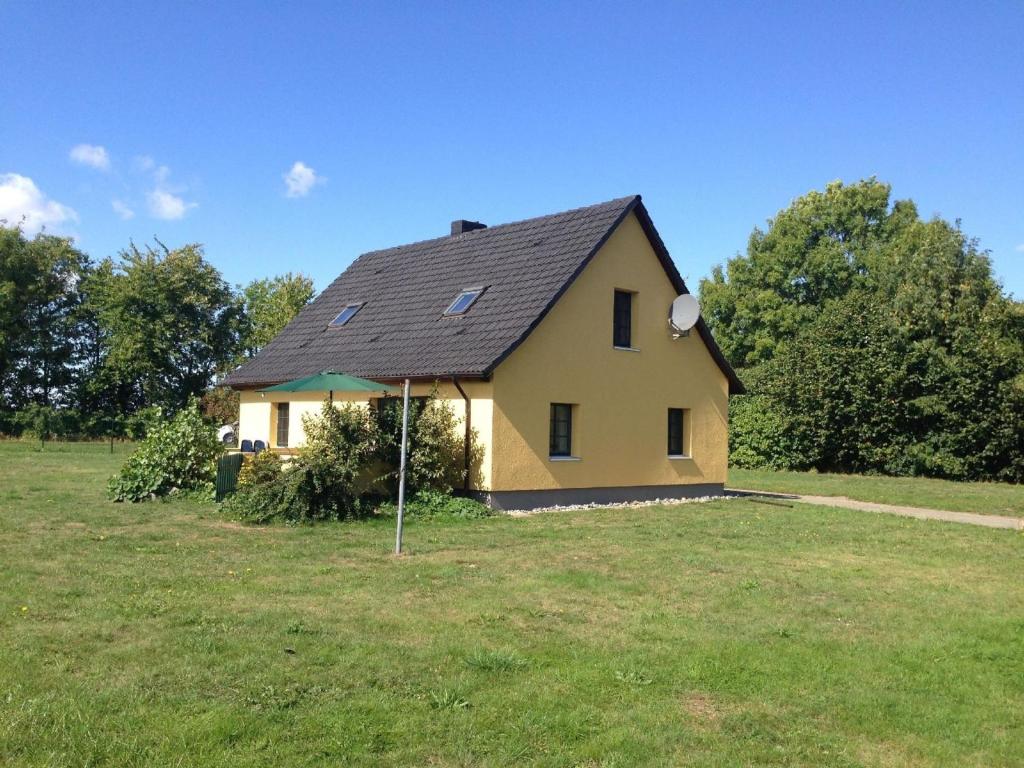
[224,196,744,394]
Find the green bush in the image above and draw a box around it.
[223,461,301,523]
[126,406,163,440]
[17,404,57,443]
[728,392,801,471]
[108,401,222,501]
[224,392,489,524]
[6,405,85,442]
[375,392,475,496]
[728,292,1024,482]
[379,489,492,520]
[227,401,379,523]
[406,398,470,494]
[237,449,283,487]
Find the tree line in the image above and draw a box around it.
[0,224,313,439]
[7,180,1022,483]
[700,179,1024,483]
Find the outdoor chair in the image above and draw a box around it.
[240,439,253,453]
[253,440,266,454]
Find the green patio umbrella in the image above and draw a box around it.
[259,371,400,401]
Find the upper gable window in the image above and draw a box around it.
[613,290,633,348]
[444,287,484,316]
[329,303,363,327]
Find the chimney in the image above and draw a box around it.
[451,219,487,236]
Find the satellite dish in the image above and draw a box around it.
[669,294,701,333]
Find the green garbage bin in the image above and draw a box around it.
[215,452,244,502]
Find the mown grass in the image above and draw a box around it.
[1,441,1022,766]
[729,466,1024,518]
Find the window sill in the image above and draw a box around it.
[668,455,692,460]
[613,346,641,353]
[549,456,582,462]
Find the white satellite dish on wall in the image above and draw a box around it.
[669,294,701,335]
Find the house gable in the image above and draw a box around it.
[487,210,732,492]
[485,198,743,396]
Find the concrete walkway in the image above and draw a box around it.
[730,489,1024,531]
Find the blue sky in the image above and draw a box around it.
[2,1,1022,297]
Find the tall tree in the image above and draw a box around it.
[0,226,90,418]
[701,179,911,367]
[84,241,242,414]
[240,273,314,357]
[199,272,313,428]
[713,179,1024,482]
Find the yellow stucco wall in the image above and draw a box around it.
[237,380,494,489]
[488,211,729,491]
[238,391,366,449]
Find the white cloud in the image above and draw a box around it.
[69,144,110,171]
[147,189,196,220]
[111,199,135,220]
[1015,243,1024,253]
[94,153,197,221]
[133,158,196,220]
[0,173,78,234]
[283,161,323,198]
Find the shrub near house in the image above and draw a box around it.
[226,402,377,523]
[225,394,487,523]
[108,401,222,501]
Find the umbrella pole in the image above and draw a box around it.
[395,378,411,555]
[329,390,333,403]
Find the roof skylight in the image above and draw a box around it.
[444,287,484,316]
[329,303,363,327]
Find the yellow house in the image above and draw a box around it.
[224,196,743,509]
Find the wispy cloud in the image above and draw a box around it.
[111,199,135,220]
[1015,243,1024,253]
[153,165,171,185]
[0,173,78,234]
[147,189,196,220]
[69,144,110,171]
[283,161,323,198]
[130,157,197,220]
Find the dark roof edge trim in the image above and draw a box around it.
[229,373,491,391]
[630,201,745,395]
[482,196,643,377]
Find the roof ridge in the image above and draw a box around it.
[356,195,639,260]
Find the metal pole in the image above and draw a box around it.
[395,378,411,555]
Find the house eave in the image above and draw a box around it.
[226,371,491,392]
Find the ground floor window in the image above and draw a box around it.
[550,403,573,457]
[668,408,686,456]
[276,402,290,447]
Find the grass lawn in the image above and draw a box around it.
[2,442,1023,767]
[729,466,1024,518]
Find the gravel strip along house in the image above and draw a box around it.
[224,195,744,510]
